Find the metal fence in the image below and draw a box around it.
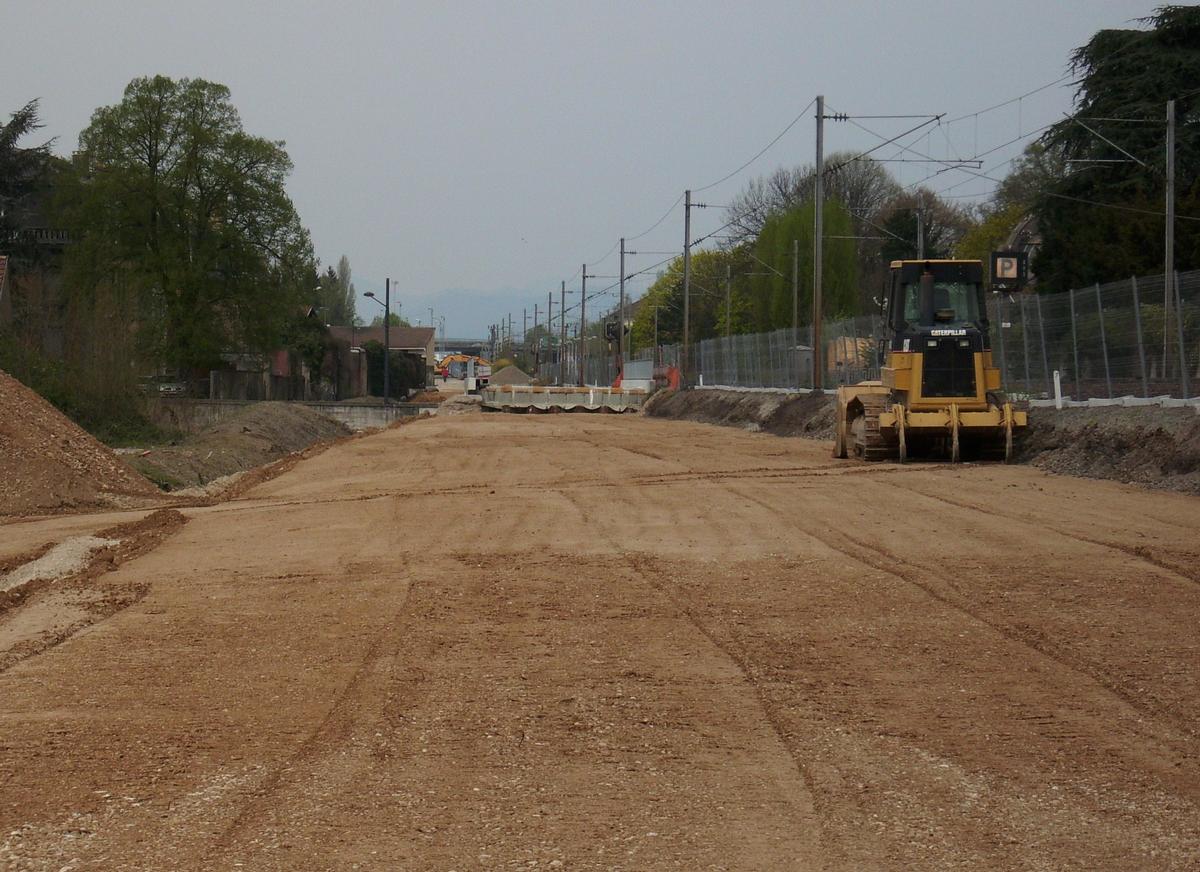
[989,271,1198,400]
[532,269,1200,400]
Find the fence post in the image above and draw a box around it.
[1069,286,1081,400]
[1035,292,1051,396]
[1094,282,1113,399]
[1131,276,1149,397]
[1174,270,1191,399]
[849,318,861,384]
[995,293,1008,390]
[1019,294,1032,395]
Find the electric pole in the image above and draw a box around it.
[813,95,826,392]
[725,264,732,339]
[916,192,925,259]
[618,237,626,374]
[579,264,587,387]
[1165,98,1176,370]
[683,190,692,384]
[384,277,391,406]
[559,280,566,386]
[791,238,799,333]
[533,303,539,372]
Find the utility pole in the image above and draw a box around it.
[522,307,527,366]
[618,237,626,374]
[725,264,732,339]
[916,192,925,259]
[559,280,566,386]
[813,95,826,392]
[579,264,587,386]
[683,190,692,384]
[1165,98,1176,371]
[383,277,391,406]
[547,291,554,381]
[791,238,799,333]
[533,303,539,371]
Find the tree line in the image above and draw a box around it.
[0,76,364,436]
[626,6,1197,351]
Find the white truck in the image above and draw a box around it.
[465,359,491,394]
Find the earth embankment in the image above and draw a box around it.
[644,387,1200,492]
[125,402,353,491]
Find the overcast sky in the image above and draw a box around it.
[7,0,1148,336]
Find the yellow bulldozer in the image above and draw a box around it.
[833,259,1026,463]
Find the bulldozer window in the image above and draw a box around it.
[903,282,980,326]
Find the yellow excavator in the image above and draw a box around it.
[833,259,1026,463]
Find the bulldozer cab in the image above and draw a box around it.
[885,260,988,350]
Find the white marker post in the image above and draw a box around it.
[1053,370,1063,410]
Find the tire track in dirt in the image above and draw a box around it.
[626,551,829,857]
[875,478,1200,587]
[724,481,1196,748]
[200,572,414,866]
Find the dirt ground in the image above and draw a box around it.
[1,414,1199,870]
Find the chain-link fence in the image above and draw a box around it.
[989,271,1198,400]
[532,269,1199,400]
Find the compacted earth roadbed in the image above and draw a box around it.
[2,414,1198,870]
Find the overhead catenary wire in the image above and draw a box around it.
[693,98,817,193]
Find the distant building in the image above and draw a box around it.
[328,325,436,386]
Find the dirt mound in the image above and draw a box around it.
[409,390,448,404]
[0,370,158,517]
[488,365,532,386]
[1021,406,1200,494]
[127,402,352,490]
[644,388,836,440]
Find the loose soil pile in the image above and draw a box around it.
[127,402,352,490]
[0,370,158,517]
[408,390,448,404]
[644,388,837,440]
[1021,405,1200,494]
[488,365,532,386]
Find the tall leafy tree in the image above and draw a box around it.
[1034,5,1200,289]
[61,76,316,371]
[877,189,974,263]
[0,100,53,264]
[748,200,859,329]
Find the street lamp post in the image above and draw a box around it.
[364,280,392,406]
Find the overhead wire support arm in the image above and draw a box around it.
[1067,114,1151,170]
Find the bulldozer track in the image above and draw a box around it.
[852,394,895,461]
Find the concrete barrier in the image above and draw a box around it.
[480,385,646,413]
[150,398,439,433]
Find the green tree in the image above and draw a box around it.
[0,99,53,266]
[317,255,358,325]
[1034,6,1200,289]
[369,312,411,327]
[954,203,1028,272]
[748,199,859,330]
[362,340,424,398]
[61,75,316,372]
